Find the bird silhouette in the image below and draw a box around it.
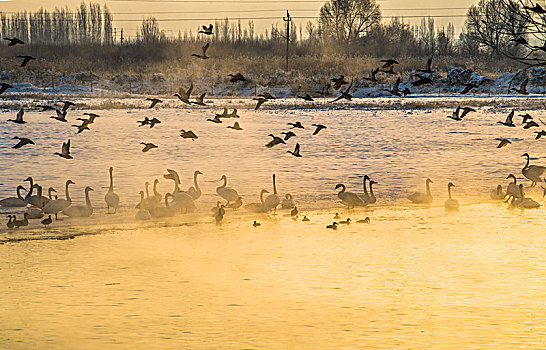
[417,57,434,73]
[50,109,67,122]
[141,142,158,152]
[265,134,286,148]
[194,93,206,106]
[8,108,25,124]
[174,83,193,105]
[0,82,13,94]
[138,117,151,127]
[180,129,198,140]
[281,131,296,140]
[460,83,477,94]
[412,74,433,87]
[59,100,76,111]
[385,77,401,97]
[312,124,326,135]
[4,37,24,46]
[498,110,516,127]
[520,113,533,123]
[228,73,248,84]
[17,55,35,67]
[253,97,267,110]
[149,117,161,128]
[207,115,222,123]
[54,139,72,159]
[199,24,213,35]
[511,78,529,95]
[146,98,162,108]
[12,136,34,148]
[331,80,353,102]
[288,121,304,129]
[331,75,348,90]
[287,143,302,157]
[227,122,242,130]
[524,120,539,129]
[496,138,511,148]
[380,59,399,70]
[535,130,546,139]
[191,42,210,59]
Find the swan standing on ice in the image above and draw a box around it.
[105,167,120,214]
[263,174,281,213]
[0,185,28,207]
[335,184,366,209]
[216,175,240,206]
[521,153,546,187]
[368,180,377,204]
[244,189,269,212]
[407,178,433,204]
[444,182,459,211]
[42,180,75,220]
[186,171,203,200]
[63,187,94,218]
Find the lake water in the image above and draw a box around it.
[1,97,545,348]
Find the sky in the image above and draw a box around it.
[0,0,478,39]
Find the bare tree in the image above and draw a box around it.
[319,0,381,43]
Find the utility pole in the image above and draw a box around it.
[283,10,291,71]
[120,29,124,46]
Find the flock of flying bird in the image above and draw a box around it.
[2,24,546,231]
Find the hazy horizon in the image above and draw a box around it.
[0,0,477,39]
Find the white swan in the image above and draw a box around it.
[368,179,377,204]
[63,187,94,217]
[43,180,75,219]
[506,174,521,199]
[149,193,175,218]
[521,153,546,187]
[0,185,28,207]
[513,184,541,209]
[490,185,505,200]
[335,183,366,209]
[407,178,433,204]
[105,167,120,214]
[263,174,281,213]
[244,189,269,212]
[26,185,50,208]
[186,170,203,200]
[151,179,162,203]
[444,182,459,211]
[216,175,240,206]
[281,193,295,209]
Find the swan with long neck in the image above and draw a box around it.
[24,177,34,201]
[216,175,240,206]
[105,167,120,213]
[335,183,365,209]
[407,178,433,204]
[186,171,203,200]
[244,189,269,212]
[42,180,75,219]
[521,153,546,187]
[361,175,370,204]
[63,187,94,217]
[368,179,377,204]
[150,179,162,203]
[506,174,520,199]
[444,182,459,211]
[0,185,28,207]
[26,185,50,208]
[263,174,281,213]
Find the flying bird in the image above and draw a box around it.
[0,83,13,94]
[4,37,24,46]
[288,121,304,129]
[412,74,433,87]
[12,136,34,148]
[191,42,210,59]
[207,115,222,123]
[281,131,296,140]
[520,113,533,123]
[149,117,161,128]
[180,129,198,140]
[194,93,206,106]
[380,59,399,70]
[523,120,540,129]
[385,77,402,97]
[417,57,434,73]
[460,83,477,94]
[535,130,546,139]
[227,122,242,130]
[312,124,327,135]
[174,83,193,105]
[496,138,511,148]
[8,108,25,124]
[287,143,302,157]
[511,78,529,95]
[17,55,35,67]
[228,73,248,84]
[253,97,267,110]
[59,100,75,111]
[146,98,162,108]
[259,92,276,100]
[138,117,151,127]
[331,80,353,102]
[54,139,73,159]
[141,142,158,152]
[50,109,67,122]
[331,75,348,90]
[265,134,286,148]
[498,110,516,127]
[199,24,213,35]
